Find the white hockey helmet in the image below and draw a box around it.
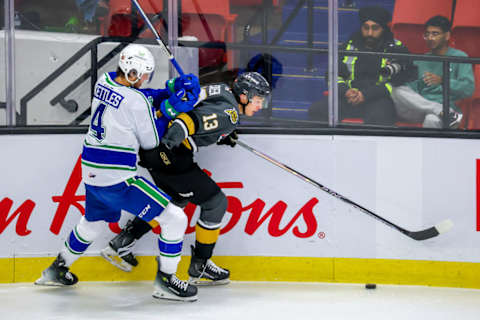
[118,44,155,85]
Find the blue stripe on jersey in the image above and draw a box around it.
[82,144,137,169]
[158,237,183,256]
[65,228,92,255]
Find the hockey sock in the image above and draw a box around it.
[194,221,220,260]
[158,235,183,274]
[193,191,227,259]
[153,203,187,274]
[62,217,106,266]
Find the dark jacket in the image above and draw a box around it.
[338,29,415,102]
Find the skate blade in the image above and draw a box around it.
[152,289,198,302]
[188,277,230,286]
[34,276,73,287]
[100,247,132,272]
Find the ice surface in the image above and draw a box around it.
[0,281,479,320]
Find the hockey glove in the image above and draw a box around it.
[166,73,200,97]
[159,88,197,120]
[217,130,238,148]
[176,90,198,113]
[161,119,189,149]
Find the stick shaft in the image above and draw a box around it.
[236,139,410,236]
[131,0,185,75]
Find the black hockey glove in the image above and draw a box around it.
[217,130,238,148]
[161,119,188,149]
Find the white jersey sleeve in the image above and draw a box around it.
[129,89,161,150]
[81,72,161,186]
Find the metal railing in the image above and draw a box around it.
[4,0,480,139]
[14,37,480,130]
[18,37,159,126]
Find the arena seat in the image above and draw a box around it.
[100,0,159,37]
[341,118,364,125]
[183,1,238,69]
[391,0,453,53]
[455,65,480,130]
[101,0,237,70]
[181,13,236,70]
[230,0,280,6]
[451,0,480,58]
[451,0,480,129]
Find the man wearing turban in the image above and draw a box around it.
[309,6,414,126]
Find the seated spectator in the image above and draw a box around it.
[308,6,414,126]
[392,15,475,128]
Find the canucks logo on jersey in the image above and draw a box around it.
[224,108,239,124]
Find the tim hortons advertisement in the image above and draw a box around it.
[1,134,480,262]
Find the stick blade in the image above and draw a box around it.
[435,219,454,234]
[406,219,454,241]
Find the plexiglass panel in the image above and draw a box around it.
[332,0,480,131]
[173,0,329,127]
[5,0,479,131]
[1,2,7,126]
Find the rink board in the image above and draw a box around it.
[2,256,480,289]
[1,134,480,288]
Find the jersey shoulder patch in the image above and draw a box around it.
[224,108,239,124]
[208,84,222,96]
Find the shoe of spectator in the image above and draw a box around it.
[448,108,463,129]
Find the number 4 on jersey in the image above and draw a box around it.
[90,103,107,141]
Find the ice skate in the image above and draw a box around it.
[152,257,198,302]
[188,246,230,286]
[34,254,78,286]
[100,221,138,272]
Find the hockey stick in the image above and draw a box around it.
[236,140,453,241]
[131,0,185,76]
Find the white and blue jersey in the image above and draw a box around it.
[81,72,173,223]
[81,72,170,187]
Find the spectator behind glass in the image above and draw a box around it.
[66,0,109,34]
[308,6,414,126]
[391,15,475,129]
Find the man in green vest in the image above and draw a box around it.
[309,6,414,126]
[391,15,474,128]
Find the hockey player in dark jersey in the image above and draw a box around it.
[101,72,271,285]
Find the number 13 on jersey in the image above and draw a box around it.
[202,113,219,130]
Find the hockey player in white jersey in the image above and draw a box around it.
[35,43,200,302]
